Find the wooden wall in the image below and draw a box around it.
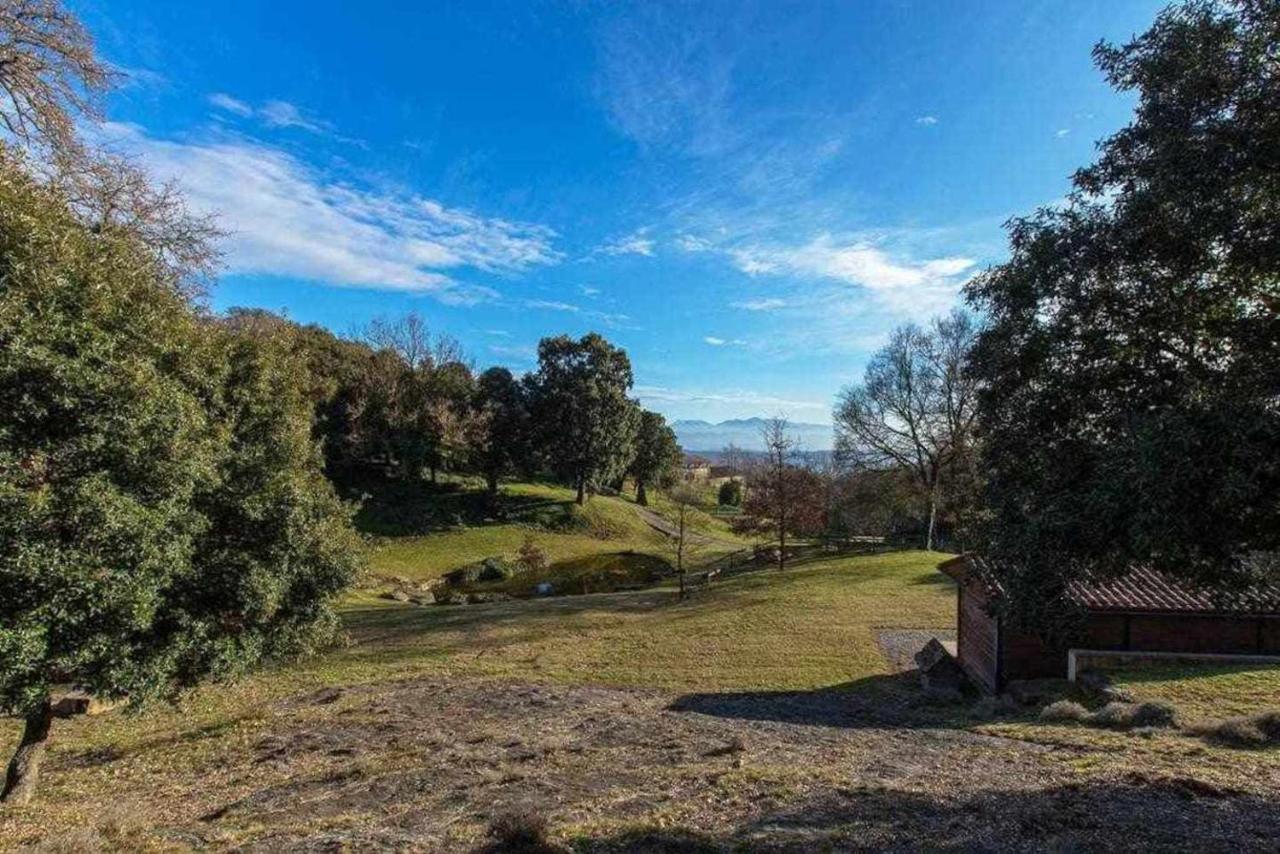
[956,582,1000,693]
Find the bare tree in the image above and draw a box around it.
[666,482,704,599]
[0,0,111,156]
[834,309,979,551]
[729,417,825,570]
[1,1,222,296]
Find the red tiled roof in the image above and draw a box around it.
[1067,566,1280,615]
[937,555,1280,616]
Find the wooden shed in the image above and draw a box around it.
[938,554,1280,693]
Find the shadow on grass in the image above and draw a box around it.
[668,672,967,730]
[571,777,1280,852]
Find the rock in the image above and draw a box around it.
[478,556,517,582]
[382,589,411,603]
[914,638,970,696]
[409,591,435,606]
[444,564,482,586]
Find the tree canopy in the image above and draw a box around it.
[0,152,360,803]
[965,0,1280,617]
[528,333,640,504]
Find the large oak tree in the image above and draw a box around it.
[965,0,1280,618]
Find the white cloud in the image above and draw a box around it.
[599,229,655,257]
[731,297,786,311]
[634,385,829,417]
[730,235,975,315]
[98,122,559,301]
[676,234,712,252]
[704,336,726,345]
[1056,128,1071,138]
[208,93,253,117]
[259,99,329,134]
[579,284,601,296]
[916,115,939,126]
[485,329,511,337]
[521,298,633,329]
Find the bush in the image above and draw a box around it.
[517,534,549,574]
[478,556,518,582]
[487,808,556,853]
[1040,700,1090,723]
[718,479,743,507]
[1200,711,1280,748]
[1090,701,1178,730]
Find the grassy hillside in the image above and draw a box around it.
[367,481,675,580]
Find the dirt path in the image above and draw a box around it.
[632,504,744,550]
[22,676,1280,852]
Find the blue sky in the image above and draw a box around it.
[78,0,1166,424]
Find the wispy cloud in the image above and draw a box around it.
[598,228,655,257]
[915,115,939,126]
[730,234,975,315]
[99,122,560,302]
[731,298,786,311]
[208,93,337,137]
[1055,128,1071,138]
[634,385,830,418]
[521,297,633,329]
[208,92,252,117]
[258,99,330,134]
[704,336,726,345]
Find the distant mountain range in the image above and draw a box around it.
[671,418,835,453]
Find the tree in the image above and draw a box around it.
[0,0,111,158]
[0,150,359,804]
[833,310,979,551]
[717,478,743,507]
[965,0,1280,618]
[527,333,640,504]
[355,312,475,483]
[730,418,826,569]
[666,483,703,598]
[472,367,529,506]
[629,410,681,506]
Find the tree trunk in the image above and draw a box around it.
[2,701,52,805]
[778,524,787,571]
[636,480,648,506]
[925,492,938,551]
[429,462,438,485]
[575,476,585,505]
[486,471,499,511]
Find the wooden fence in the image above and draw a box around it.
[679,535,890,595]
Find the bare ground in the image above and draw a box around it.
[26,675,1280,852]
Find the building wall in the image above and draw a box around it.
[1000,613,1280,684]
[955,583,999,693]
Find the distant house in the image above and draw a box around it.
[683,455,712,481]
[939,554,1280,693]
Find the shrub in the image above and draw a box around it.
[718,479,743,507]
[478,556,518,582]
[1200,711,1280,748]
[517,534,549,574]
[487,808,554,852]
[1088,701,1177,730]
[1040,700,1090,723]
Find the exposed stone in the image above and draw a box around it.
[914,638,970,696]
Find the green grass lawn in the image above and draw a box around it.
[338,549,955,692]
[1108,661,1280,722]
[367,480,742,582]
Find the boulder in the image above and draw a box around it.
[444,564,482,586]
[914,638,970,696]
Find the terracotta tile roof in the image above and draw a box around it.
[1067,566,1280,615]
[937,555,1280,616]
